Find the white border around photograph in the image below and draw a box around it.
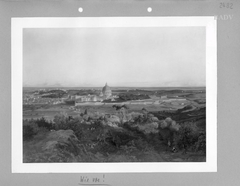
[11,17,217,173]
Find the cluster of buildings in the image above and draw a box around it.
[74,83,118,106]
[23,83,116,106]
[23,83,188,107]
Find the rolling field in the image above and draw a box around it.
[23,99,203,121]
[23,87,206,121]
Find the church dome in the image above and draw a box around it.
[102,83,112,97]
[102,83,111,92]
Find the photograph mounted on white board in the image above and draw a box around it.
[12,17,217,172]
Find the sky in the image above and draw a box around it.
[23,27,206,87]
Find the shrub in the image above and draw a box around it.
[35,117,53,130]
[53,112,69,130]
[23,125,36,140]
[174,122,205,153]
[123,122,145,137]
[133,138,149,151]
[23,118,54,140]
[194,132,206,153]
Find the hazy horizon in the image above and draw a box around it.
[23,85,206,90]
[23,85,206,88]
[23,27,206,87]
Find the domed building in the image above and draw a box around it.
[101,83,112,98]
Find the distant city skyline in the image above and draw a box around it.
[23,27,206,87]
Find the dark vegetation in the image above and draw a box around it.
[152,107,206,123]
[42,94,64,98]
[193,99,206,104]
[23,117,54,140]
[23,104,45,111]
[38,90,67,98]
[23,105,206,162]
[64,100,75,105]
[153,89,206,98]
[174,123,206,153]
[117,93,150,101]
[102,93,150,103]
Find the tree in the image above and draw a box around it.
[23,125,36,140]
[142,107,148,115]
[35,117,53,130]
[112,105,121,111]
[122,104,129,109]
[112,105,129,124]
[53,112,68,130]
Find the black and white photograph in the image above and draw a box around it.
[11,17,217,172]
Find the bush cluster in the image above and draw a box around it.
[117,93,150,101]
[174,122,206,153]
[23,117,54,141]
[23,111,206,163]
[23,124,36,140]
